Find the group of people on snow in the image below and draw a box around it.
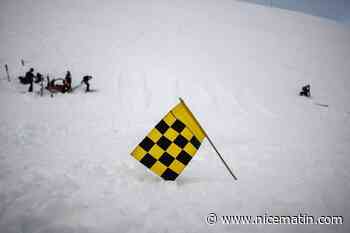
[18,68,92,94]
[18,67,310,98]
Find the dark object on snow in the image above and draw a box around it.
[46,71,72,94]
[46,76,49,88]
[299,84,310,97]
[315,103,328,107]
[18,68,35,85]
[63,71,72,92]
[46,78,68,93]
[27,68,34,79]
[40,75,44,96]
[81,75,92,92]
[5,64,10,82]
[28,82,33,92]
[18,76,29,84]
[35,73,43,83]
[46,76,54,97]
[22,68,35,92]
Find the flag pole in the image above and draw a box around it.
[205,135,237,180]
[179,97,237,180]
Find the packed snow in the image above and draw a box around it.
[1,0,350,232]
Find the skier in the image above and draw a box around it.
[81,75,92,92]
[63,71,72,92]
[299,84,310,97]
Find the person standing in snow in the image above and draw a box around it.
[25,68,35,92]
[63,70,72,92]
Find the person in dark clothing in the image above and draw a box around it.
[63,71,72,93]
[18,68,34,85]
[299,84,311,97]
[81,75,92,92]
[25,68,35,92]
[25,68,35,80]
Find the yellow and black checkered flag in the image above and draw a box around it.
[131,99,207,180]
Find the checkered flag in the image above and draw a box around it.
[131,98,237,181]
[131,99,206,180]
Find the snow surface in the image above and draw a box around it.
[1,0,350,232]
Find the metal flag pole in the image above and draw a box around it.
[179,97,237,181]
[205,135,237,180]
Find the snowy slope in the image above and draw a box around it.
[1,0,350,233]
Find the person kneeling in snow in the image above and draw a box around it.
[299,84,311,97]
